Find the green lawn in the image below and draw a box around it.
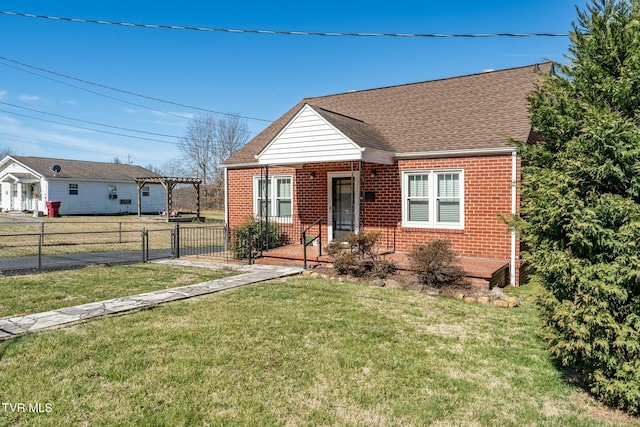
[0,263,237,318]
[0,276,636,426]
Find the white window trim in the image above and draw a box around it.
[253,174,293,223]
[402,169,464,229]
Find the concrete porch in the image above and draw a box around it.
[256,244,509,289]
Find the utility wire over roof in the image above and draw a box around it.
[0,10,569,38]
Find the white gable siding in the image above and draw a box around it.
[0,161,38,212]
[258,105,362,165]
[2,161,33,175]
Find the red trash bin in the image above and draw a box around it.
[46,201,61,218]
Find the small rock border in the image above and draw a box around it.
[301,270,520,308]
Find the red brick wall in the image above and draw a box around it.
[227,156,520,281]
[395,157,514,259]
[227,166,298,226]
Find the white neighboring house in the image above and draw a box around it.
[0,156,165,215]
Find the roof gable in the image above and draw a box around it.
[224,62,552,166]
[258,104,368,165]
[1,156,160,181]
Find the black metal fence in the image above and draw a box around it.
[168,224,230,260]
[0,220,239,276]
[0,215,326,276]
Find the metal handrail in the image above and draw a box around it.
[301,217,324,270]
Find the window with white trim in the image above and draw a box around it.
[253,175,293,220]
[402,170,463,228]
[68,183,79,196]
[108,185,117,200]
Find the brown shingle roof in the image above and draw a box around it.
[225,62,552,165]
[309,106,392,152]
[11,156,160,180]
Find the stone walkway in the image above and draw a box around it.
[0,260,303,340]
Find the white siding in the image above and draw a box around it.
[258,105,362,165]
[0,182,8,211]
[47,180,165,215]
[2,161,32,175]
[0,158,166,215]
[0,161,34,212]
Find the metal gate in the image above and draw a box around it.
[170,224,232,261]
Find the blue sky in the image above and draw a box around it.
[0,1,579,169]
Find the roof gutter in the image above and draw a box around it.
[221,162,260,169]
[395,147,517,159]
[360,148,396,165]
[224,147,518,168]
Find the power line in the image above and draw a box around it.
[0,108,180,145]
[0,101,183,138]
[0,55,274,123]
[0,60,260,137]
[0,106,252,146]
[0,60,193,121]
[0,10,569,38]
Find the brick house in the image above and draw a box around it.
[223,63,553,286]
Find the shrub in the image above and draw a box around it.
[333,252,365,276]
[342,232,380,260]
[231,218,283,260]
[514,1,640,414]
[325,232,394,278]
[408,240,466,288]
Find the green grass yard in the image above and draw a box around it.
[0,272,636,426]
[0,210,226,259]
[0,263,237,318]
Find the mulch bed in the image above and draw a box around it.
[312,265,501,301]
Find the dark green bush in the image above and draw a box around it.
[408,240,466,288]
[514,0,640,414]
[231,218,284,260]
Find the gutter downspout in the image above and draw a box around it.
[510,151,517,286]
[224,168,229,225]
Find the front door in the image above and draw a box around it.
[11,183,19,211]
[27,184,40,211]
[332,177,355,240]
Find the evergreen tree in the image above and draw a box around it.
[517,0,640,414]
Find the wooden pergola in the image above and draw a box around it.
[135,177,202,222]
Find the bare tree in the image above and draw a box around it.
[178,113,250,209]
[214,113,251,175]
[0,146,14,158]
[179,115,216,184]
[159,159,187,178]
[144,163,163,175]
[113,156,122,164]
